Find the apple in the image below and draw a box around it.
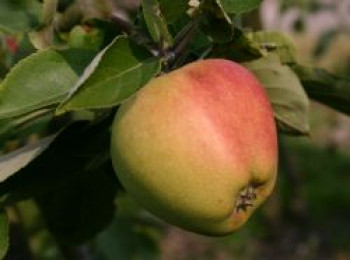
[110,59,278,236]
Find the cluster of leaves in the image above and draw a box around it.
[0,0,349,258]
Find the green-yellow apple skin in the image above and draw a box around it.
[111,59,278,236]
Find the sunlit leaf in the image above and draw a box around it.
[0,49,95,119]
[58,36,161,113]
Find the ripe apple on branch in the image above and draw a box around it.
[111,59,278,235]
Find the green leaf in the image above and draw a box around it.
[0,0,41,33]
[248,31,298,64]
[244,54,310,135]
[159,0,189,23]
[190,30,213,57]
[0,209,9,260]
[292,65,350,115]
[219,0,262,14]
[169,15,212,57]
[142,0,173,47]
[199,0,234,43]
[57,36,161,113]
[0,49,95,119]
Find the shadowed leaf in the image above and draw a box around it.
[293,65,350,115]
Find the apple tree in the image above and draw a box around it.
[0,0,349,259]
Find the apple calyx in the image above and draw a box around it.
[234,184,258,213]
